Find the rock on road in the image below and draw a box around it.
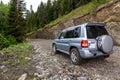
[30,39,120,80]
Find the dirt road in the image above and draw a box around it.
[30,39,120,80]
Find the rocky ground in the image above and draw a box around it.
[30,39,120,80]
[0,39,120,80]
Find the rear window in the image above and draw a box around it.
[86,26,108,38]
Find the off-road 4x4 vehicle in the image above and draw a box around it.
[53,23,114,64]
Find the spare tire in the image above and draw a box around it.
[97,35,113,54]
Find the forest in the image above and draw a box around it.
[0,0,108,49]
[0,0,120,79]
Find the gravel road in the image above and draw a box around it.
[30,39,120,80]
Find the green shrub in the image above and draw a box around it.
[0,34,17,49]
[0,34,10,49]
[7,35,17,45]
[93,0,110,7]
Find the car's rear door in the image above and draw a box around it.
[86,25,108,51]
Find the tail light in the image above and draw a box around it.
[81,40,88,48]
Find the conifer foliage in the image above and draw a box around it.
[7,0,26,42]
[26,0,91,32]
[0,0,109,49]
[0,1,9,35]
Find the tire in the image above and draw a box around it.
[97,35,113,54]
[70,48,82,65]
[52,44,58,55]
[103,55,110,59]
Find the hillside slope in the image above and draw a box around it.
[29,0,120,45]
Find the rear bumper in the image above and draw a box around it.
[79,49,114,59]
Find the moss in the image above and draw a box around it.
[3,61,10,65]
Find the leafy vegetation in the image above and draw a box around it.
[0,0,26,49]
[0,1,9,34]
[27,0,112,33]
[26,0,92,33]
[0,34,17,49]
[0,0,112,49]
[47,0,112,27]
[0,41,32,80]
[1,41,32,65]
[7,0,26,42]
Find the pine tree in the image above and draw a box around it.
[25,0,92,31]
[26,5,36,32]
[52,0,58,20]
[46,0,53,22]
[0,1,9,35]
[7,0,26,42]
[0,1,5,34]
[60,0,72,16]
[36,2,47,27]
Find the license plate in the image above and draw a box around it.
[89,42,96,48]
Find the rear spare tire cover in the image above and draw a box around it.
[97,35,113,54]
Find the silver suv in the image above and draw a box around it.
[52,23,114,64]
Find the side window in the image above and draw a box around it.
[74,27,80,38]
[64,27,81,38]
[59,32,66,39]
[59,27,81,39]
[65,30,74,38]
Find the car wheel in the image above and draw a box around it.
[52,44,58,55]
[70,48,82,65]
[97,35,113,54]
[103,55,110,59]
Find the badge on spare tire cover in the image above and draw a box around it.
[97,35,113,54]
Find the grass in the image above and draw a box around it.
[0,41,34,80]
[27,0,113,36]
[46,0,112,27]
[1,41,32,66]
